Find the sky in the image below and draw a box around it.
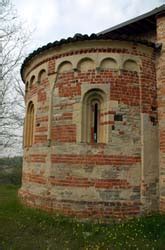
[12,0,165,53]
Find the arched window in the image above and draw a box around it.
[24,101,34,147]
[82,89,106,143]
[91,99,100,143]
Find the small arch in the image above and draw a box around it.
[29,75,35,88]
[38,69,47,83]
[100,58,118,70]
[25,81,29,93]
[123,59,139,72]
[57,61,73,73]
[24,101,35,147]
[77,58,95,72]
[82,88,106,143]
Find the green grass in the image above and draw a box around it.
[0,185,165,250]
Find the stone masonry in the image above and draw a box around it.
[19,6,165,220]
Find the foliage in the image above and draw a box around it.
[0,185,165,249]
[0,156,22,167]
[0,156,22,185]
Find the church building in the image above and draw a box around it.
[19,5,165,219]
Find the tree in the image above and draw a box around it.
[0,0,31,157]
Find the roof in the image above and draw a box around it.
[98,5,165,36]
[21,5,165,81]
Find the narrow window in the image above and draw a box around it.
[25,101,34,147]
[82,89,106,143]
[91,102,99,143]
[94,103,98,142]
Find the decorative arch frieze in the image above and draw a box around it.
[123,59,139,72]
[100,57,118,70]
[38,69,47,83]
[29,75,36,88]
[77,57,95,72]
[57,61,73,73]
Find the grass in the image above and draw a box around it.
[0,185,165,249]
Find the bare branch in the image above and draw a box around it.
[0,0,32,156]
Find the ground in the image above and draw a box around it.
[0,185,165,249]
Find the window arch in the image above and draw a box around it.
[82,89,106,143]
[24,101,34,147]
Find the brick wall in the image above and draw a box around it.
[19,40,159,219]
[157,13,165,213]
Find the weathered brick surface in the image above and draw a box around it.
[51,154,140,165]
[52,125,76,142]
[157,13,165,213]
[20,38,161,219]
[18,189,141,220]
[48,59,55,75]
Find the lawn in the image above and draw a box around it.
[0,185,165,250]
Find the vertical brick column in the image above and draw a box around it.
[156,12,165,213]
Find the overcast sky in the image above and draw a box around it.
[12,0,164,52]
